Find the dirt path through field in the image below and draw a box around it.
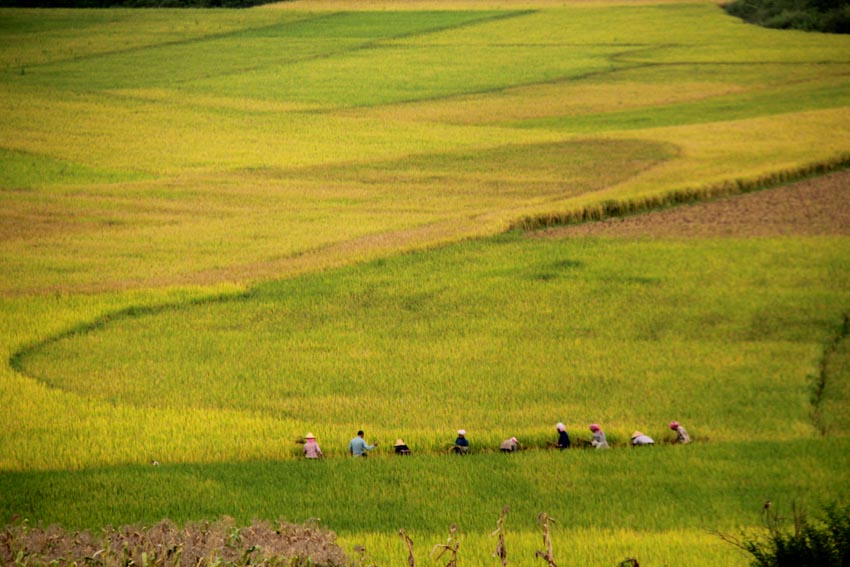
[534,169,850,239]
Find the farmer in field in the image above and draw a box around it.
[393,439,411,455]
[669,421,691,444]
[589,423,610,449]
[453,429,470,454]
[555,422,571,449]
[499,437,519,452]
[630,431,654,446]
[349,430,378,457]
[303,433,323,459]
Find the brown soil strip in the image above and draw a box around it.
[533,169,850,239]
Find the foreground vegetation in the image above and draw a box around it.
[1,517,348,567]
[2,443,849,566]
[7,501,849,567]
[718,503,850,567]
[1,1,849,566]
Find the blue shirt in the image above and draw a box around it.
[349,436,374,456]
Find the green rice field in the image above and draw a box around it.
[1,0,849,565]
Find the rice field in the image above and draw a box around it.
[13,234,850,455]
[1,1,849,565]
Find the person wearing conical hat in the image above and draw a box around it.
[393,438,411,455]
[669,421,691,444]
[630,431,654,446]
[303,433,323,459]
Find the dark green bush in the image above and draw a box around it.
[719,503,850,567]
[724,0,850,33]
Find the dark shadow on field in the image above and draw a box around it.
[2,439,848,536]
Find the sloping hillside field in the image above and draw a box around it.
[1,1,849,566]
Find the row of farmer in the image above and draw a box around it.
[455,421,691,453]
[302,421,691,459]
[574,421,690,449]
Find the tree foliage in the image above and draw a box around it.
[724,0,850,33]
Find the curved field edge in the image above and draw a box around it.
[1,173,848,475]
[8,187,850,464]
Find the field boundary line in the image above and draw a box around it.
[510,153,850,231]
[12,16,323,71]
[277,9,536,69]
[179,9,536,88]
[6,288,252,393]
[813,312,850,436]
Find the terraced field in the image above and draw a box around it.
[1,2,849,566]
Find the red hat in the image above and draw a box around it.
[589,423,600,432]
[669,421,680,430]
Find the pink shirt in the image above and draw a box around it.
[304,440,322,459]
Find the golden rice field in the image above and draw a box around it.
[1,0,849,565]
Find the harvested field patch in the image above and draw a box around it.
[534,169,850,239]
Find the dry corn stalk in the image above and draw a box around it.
[430,524,460,567]
[490,506,509,567]
[535,513,557,567]
[399,529,415,567]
